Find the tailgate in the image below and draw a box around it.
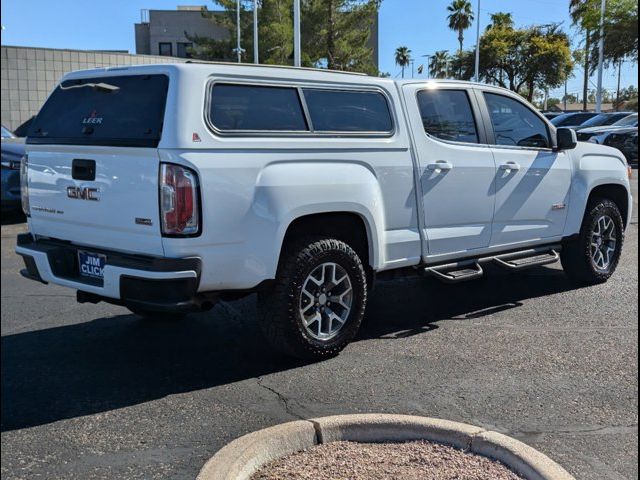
[24,72,169,256]
[26,146,164,256]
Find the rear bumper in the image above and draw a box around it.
[16,234,203,312]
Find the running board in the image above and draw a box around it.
[425,262,484,284]
[423,244,562,283]
[493,249,560,270]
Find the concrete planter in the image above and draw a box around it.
[198,414,575,480]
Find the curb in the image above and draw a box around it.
[197,414,575,480]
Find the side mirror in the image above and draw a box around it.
[555,127,577,151]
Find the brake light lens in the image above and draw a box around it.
[20,154,30,216]
[159,163,200,235]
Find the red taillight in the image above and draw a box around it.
[159,163,200,236]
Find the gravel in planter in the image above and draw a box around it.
[251,440,524,480]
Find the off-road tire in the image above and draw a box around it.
[258,237,367,360]
[561,198,624,284]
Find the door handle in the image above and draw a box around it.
[499,161,521,172]
[427,161,453,172]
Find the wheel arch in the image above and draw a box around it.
[565,173,632,236]
[587,183,630,228]
[278,210,379,274]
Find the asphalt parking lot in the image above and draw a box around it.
[1,173,637,480]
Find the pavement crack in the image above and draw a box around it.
[256,376,306,421]
[514,424,638,437]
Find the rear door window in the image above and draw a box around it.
[27,74,169,147]
[416,89,479,143]
[208,83,308,132]
[302,89,393,133]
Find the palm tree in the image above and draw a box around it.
[486,12,514,31]
[395,46,412,79]
[429,50,450,79]
[447,0,474,56]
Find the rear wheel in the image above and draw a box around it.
[258,237,367,360]
[561,198,624,284]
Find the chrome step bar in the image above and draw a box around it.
[424,244,561,284]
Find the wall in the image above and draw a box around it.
[1,46,186,132]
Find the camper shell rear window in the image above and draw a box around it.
[27,74,169,148]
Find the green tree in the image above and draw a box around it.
[187,1,255,62]
[476,24,574,102]
[448,49,475,80]
[569,0,638,111]
[547,97,562,109]
[571,0,638,67]
[188,0,381,73]
[563,92,579,104]
[395,46,412,78]
[260,0,294,65]
[302,0,381,75]
[482,11,516,85]
[429,50,450,79]
[625,97,638,112]
[587,88,614,103]
[447,0,474,59]
[486,12,514,31]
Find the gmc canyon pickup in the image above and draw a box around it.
[17,63,633,359]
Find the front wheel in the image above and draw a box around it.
[258,238,368,360]
[561,198,624,284]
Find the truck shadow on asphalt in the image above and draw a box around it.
[2,266,579,432]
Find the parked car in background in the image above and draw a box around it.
[1,125,25,212]
[577,114,638,143]
[543,112,563,121]
[604,130,638,163]
[15,63,633,359]
[550,112,599,129]
[574,112,633,132]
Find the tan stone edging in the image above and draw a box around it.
[197,414,575,480]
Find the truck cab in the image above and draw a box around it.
[16,63,633,359]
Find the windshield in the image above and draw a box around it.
[612,114,638,127]
[580,113,630,128]
[27,74,169,147]
[1,125,15,139]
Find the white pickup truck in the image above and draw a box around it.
[17,63,632,359]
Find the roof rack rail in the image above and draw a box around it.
[182,59,368,76]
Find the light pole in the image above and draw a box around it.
[422,54,433,79]
[595,0,606,112]
[615,59,623,111]
[253,0,259,64]
[236,0,242,63]
[474,0,481,82]
[293,0,301,67]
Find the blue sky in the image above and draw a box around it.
[1,0,637,99]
